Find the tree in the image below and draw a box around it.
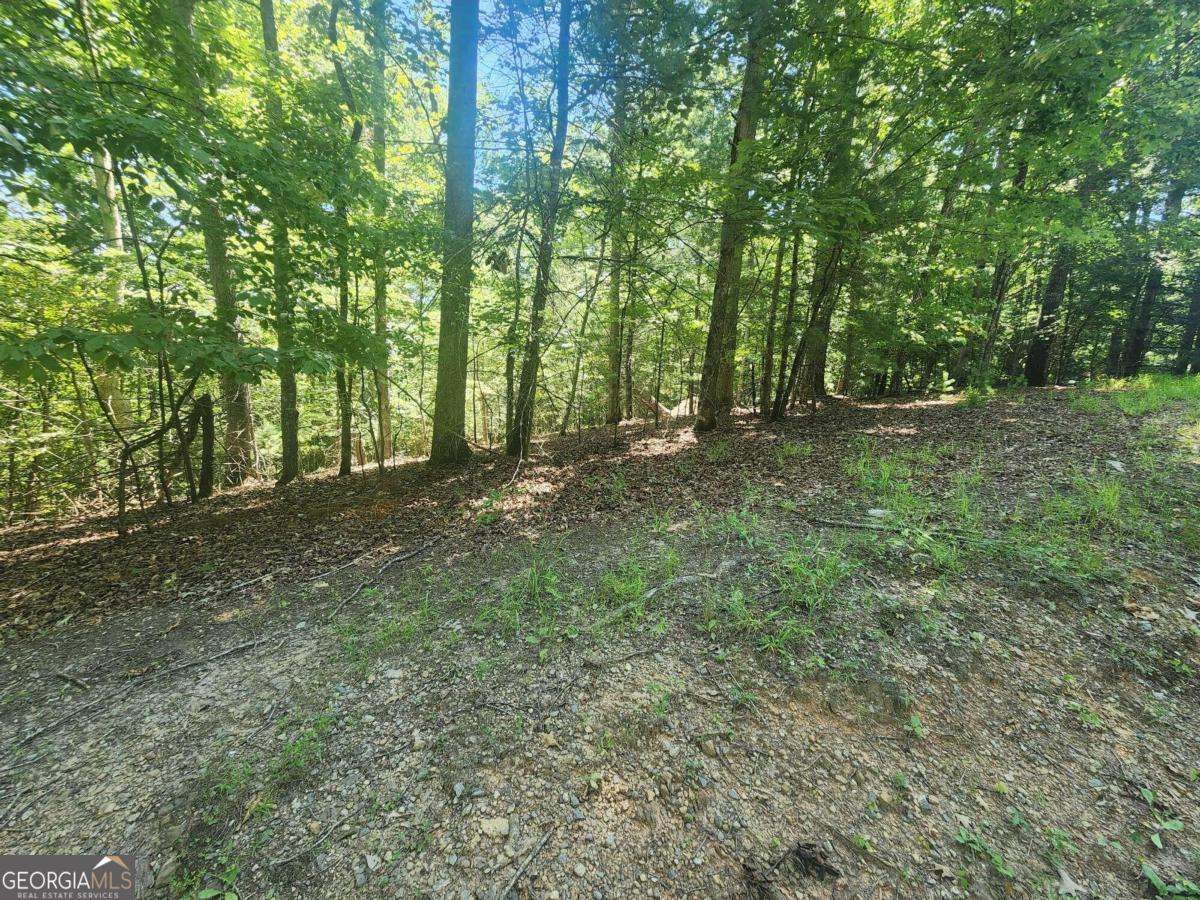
[257,0,299,484]
[694,0,767,431]
[507,0,573,458]
[429,0,480,465]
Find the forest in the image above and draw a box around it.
[2,0,1200,897]
[0,0,1195,514]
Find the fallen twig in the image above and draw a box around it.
[378,534,443,576]
[155,638,264,678]
[269,808,354,868]
[501,826,556,898]
[55,671,89,691]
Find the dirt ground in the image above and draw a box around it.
[2,387,1198,899]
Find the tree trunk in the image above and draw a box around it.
[336,204,354,476]
[605,44,628,426]
[370,0,393,462]
[759,235,786,416]
[258,0,299,484]
[167,0,256,485]
[197,393,214,499]
[1174,279,1200,375]
[695,0,766,431]
[1120,181,1185,377]
[1024,246,1070,387]
[769,232,802,419]
[429,0,479,464]
[507,0,572,458]
[560,233,605,434]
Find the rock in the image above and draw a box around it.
[574,863,587,877]
[384,669,403,679]
[1106,460,1126,473]
[454,782,466,801]
[365,853,382,871]
[867,508,889,518]
[700,739,717,758]
[153,858,179,888]
[480,817,510,838]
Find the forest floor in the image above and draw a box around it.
[2,380,1200,899]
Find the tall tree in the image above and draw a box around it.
[507,0,573,457]
[258,0,299,484]
[429,0,480,464]
[370,0,393,463]
[694,0,767,431]
[165,0,257,484]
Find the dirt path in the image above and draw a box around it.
[2,389,1198,898]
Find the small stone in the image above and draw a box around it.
[480,817,510,838]
[574,863,587,877]
[454,782,466,800]
[365,853,381,871]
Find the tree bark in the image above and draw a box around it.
[1120,180,1185,377]
[1024,246,1070,387]
[605,26,628,426]
[759,235,786,416]
[695,0,766,431]
[429,0,479,464]
[258,0,299,484]
[1174,278,1200,375]
[370,0,393,462]
[167,0,256,485]
[560,233,605,434]
[507,0,572,458]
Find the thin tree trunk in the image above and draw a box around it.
[605,34,628,426]
[370,0,392,463]
[1174,279,1200,375]
[759,235,786,416]
[1024,246,1070,386]
[769,231,802,419]
[560,233,605,434]
[167,0,256,485]
[258,0,299,484]
[1120,180,1185,377]
[507,0,572,458]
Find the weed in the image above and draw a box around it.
[956,828,1015,879]
[773,536,857,612]
[959,385,991,409]
[646,680,674,721]
[270,713,333,785]
[1141,862,1200,898]
[906,713,926,739]
[706,439,733,464]
[607,471,627,502]
[775,441,812,465]
[1045,826,1077,864]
